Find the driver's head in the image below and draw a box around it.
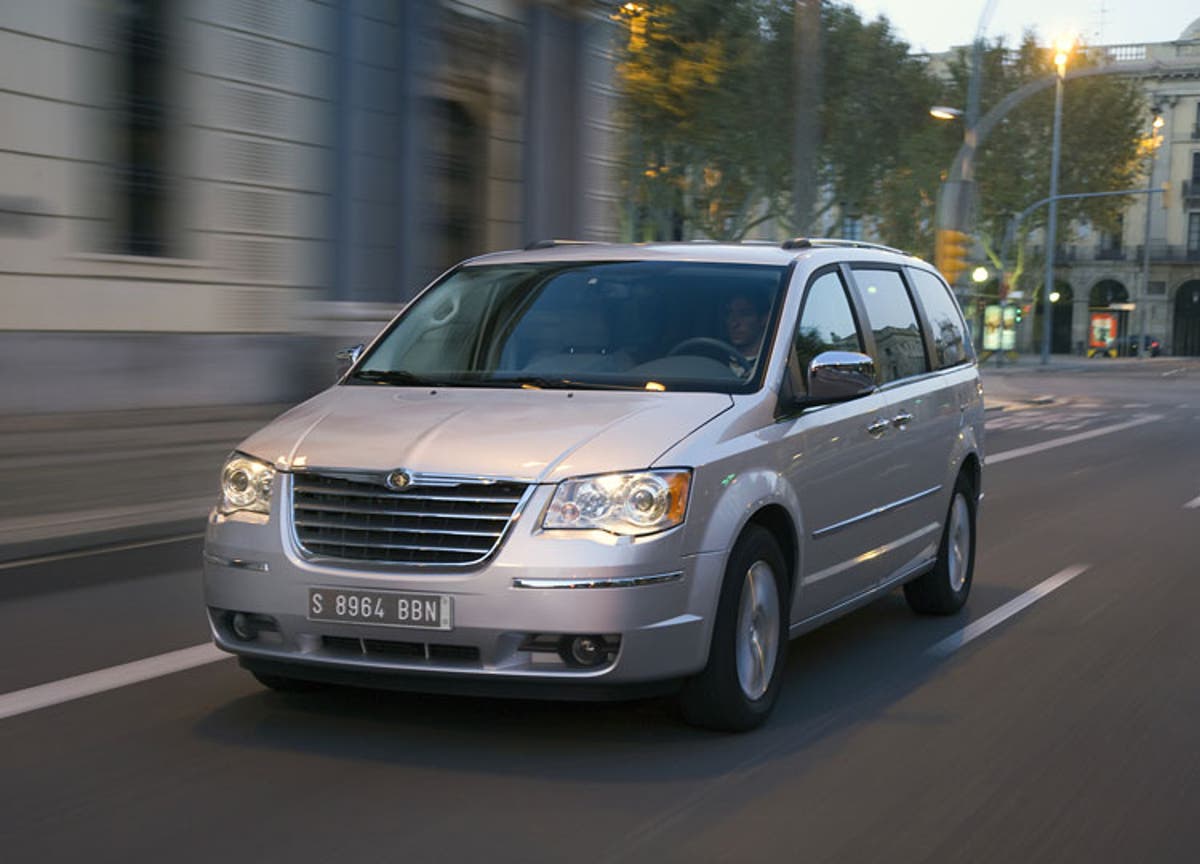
[725,291,769,356]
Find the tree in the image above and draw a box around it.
[936,35,1147,296]
[612,0,936,241]
[613,0,792,240]
[610,4,1147,265]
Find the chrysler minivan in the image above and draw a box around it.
[204,239,984,731]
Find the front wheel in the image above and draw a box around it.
[680,525,788,732]
[904,474,976,615]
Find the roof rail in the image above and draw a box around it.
[781,237,910,256]
[523,239,608,250]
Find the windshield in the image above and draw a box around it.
[350,260,788,393]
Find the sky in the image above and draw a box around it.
[845,0,1199,54]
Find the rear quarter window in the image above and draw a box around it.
[907,267,973,368]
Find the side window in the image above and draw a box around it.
[792,271,863,394]
[852,268,929,383]
[908,267,972,368]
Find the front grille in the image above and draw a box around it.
[292,471,529,566]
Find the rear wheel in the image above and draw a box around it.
[680,525,788,732]
[904,473,976,615]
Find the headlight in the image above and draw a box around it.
[219,453,275,515]
[543,470,691,536]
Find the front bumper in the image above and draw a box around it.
[203,479,726,692]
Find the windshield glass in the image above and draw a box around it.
[351,260,788,393]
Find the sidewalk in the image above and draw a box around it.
[0,403,291,563]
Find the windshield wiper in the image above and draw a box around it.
[349,369,431,386]
[486,376,652,391]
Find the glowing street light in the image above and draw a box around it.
[930,106,964,121]
[1049,290,1061,303]
[972,266,989,283]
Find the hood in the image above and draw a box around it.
[238,385,733,483]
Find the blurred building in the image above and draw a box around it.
[922,20,1200,356]
[0,0,620,413]
[1051,20,1200,357]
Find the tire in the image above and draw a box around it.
[680,525,788,732]
[251,670,327,693]
[904,473,976,615]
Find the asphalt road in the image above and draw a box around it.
[2,366,1199,863]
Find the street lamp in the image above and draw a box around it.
[1137,106,1165,359]
[1041,37,1073,365]
[930,106,964,121]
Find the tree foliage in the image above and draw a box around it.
[611,1,1149,266]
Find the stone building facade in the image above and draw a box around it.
[0,0,620,412]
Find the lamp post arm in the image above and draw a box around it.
[947,59,1197,186]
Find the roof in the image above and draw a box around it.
[464,240,928,269]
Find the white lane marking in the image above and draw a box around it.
[1162,369,1185,377]
[0,532,205,572]
[988,415,1161,465]
[928,565,1089,657]
[0,643,227,721]
[1185,495,1200,510]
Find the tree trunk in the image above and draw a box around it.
[792,0,822,235]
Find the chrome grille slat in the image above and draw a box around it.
[293,518,501,539]
[292,472,530,566]
[291,483,521,505]
[294,501,510,521]
[304,538,488,554]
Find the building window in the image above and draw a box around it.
[1099,214,1124,259]
[116,0,170,256]
[1188,212,1200,257]
[841,214,862,240]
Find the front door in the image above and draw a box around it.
[776,268,899,621]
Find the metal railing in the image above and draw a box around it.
[1134,243,1200,262]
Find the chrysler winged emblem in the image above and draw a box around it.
[386,469,413,490]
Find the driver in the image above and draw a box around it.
[725,291,769,376]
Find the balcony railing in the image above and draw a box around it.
[1134,243,1200,262]
[1028,245,1077,263]
[1094,245,1126,261]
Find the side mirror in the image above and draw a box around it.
[335,344,363,381]
[807,351,876,403]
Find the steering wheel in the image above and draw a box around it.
[666,337,748,371]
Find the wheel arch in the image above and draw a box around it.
[958,451,982,498]
[744,504,798,605]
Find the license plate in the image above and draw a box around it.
[308,587,452,630]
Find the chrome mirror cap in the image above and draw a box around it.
[807,350,876,402]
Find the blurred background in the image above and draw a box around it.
[1,0,1198,418]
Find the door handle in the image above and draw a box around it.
[892,411,914,430]
[866,418,891,437]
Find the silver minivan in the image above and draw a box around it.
[204,239,984,731]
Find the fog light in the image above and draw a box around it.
[231,612,257,641]
[562,634,608,667]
